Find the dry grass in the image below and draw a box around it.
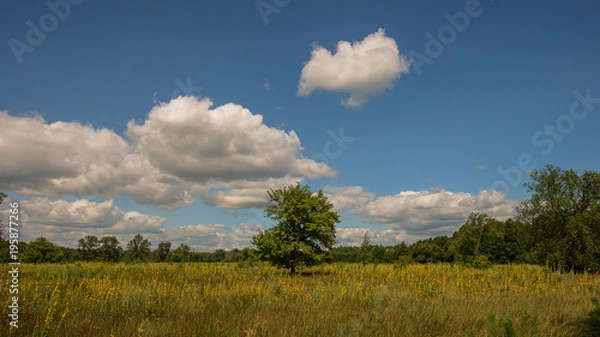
[2,262,599,336]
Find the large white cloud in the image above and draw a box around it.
[2,197,166,246]
[0,110,198,209]
[0,112,131,195]
[298,28,410,107]
[327,186,518,237]
[0,98,335,209]
[1,197,263,251]
[324,185,375,213]
[126,97,335,181]
[200,176,301,209]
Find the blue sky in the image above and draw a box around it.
[1,0,599,250]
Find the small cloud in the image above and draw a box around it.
[475,164,486,170]
[297,28,410,108]
[263,79,271,90]
[275,106,283,110]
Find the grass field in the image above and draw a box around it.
[2,262,599,336]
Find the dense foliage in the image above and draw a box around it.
[251,183,340,273]
[518,165,600,272]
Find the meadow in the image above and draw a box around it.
[2,262,599,336]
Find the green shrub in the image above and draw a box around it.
[394,256,411,269]
[473,255,490,269]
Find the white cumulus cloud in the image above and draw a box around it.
[126,96,336,182]
[200,176,301,209]
[3,197,166,246]
[298,28,410,107]
[0,97,335,209]
[325,186,518,237]
[323,185,375,213]
[364,188,517,236]
[1,197,264,251]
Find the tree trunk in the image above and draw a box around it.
[290,265,296,275]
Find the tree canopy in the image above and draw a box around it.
[252,183,340,274]
[518,164,600,272]
[21,237,64,263]
[125,234,151,262]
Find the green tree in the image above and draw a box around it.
[224,248,244,262]
[169,244,191,262]
[449,213,489,262]
[21,237,64,263]
[60,246,80,263]
[125,234,152,262]
[383,242,411,263]
[99,236,123,262]
[358,231,374,264]
[411,236,451,263]
[479,218,508,263]
[518,165,600,272]
[78,235,100,261]
[501,218,533,263]
[211,249,227,262]
[330,246,361,262]
[153,241,172,262]
[252,183,340,274]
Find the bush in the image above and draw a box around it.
[394,256,411,269]
[473,255,490,269]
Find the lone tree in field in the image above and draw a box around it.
[252,183,340,274]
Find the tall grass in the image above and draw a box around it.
[2,263,599,336]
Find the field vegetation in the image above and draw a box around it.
[2,262,600,336]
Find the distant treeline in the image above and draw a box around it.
[1,165,599,272]
[0,213,580,270]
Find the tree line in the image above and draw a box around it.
[0,233,255,264]
[1,165,599,272]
